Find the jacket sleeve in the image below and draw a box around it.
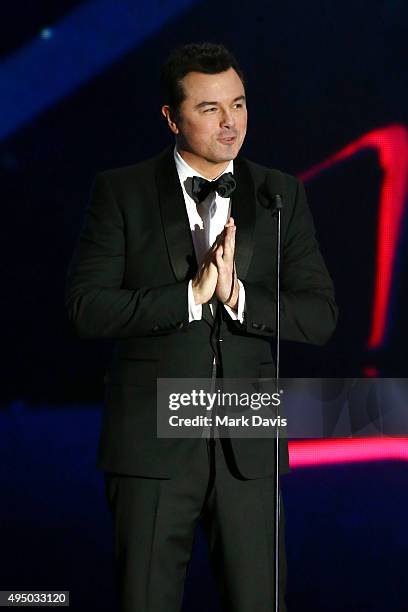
[65,173,189,339]
[241,178,338,346]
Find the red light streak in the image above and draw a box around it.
[299,125,408,349]
[289,437,408,468]
[362,366,379,377]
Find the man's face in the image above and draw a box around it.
[164,67,247,173]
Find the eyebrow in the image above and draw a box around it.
[194,95,246,110]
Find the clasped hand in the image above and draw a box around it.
[192,216,239,310]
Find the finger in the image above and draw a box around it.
[210,233,223,253]
[213,230,226,249]
[230,225,236,250]
[225,225,234,248]
[223,226,236,261]
[215,244,224,266]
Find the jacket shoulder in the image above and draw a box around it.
[243,157,300,199]
[96,150,165,187]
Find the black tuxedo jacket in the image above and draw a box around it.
[65,147,338,478]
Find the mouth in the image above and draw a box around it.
[217,135,237,145]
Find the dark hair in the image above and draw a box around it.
[160,42,245,118]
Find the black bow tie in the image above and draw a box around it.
[191,172,236,203]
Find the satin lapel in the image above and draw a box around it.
[231,156,256,280]
[156,147,197,281]
[155,148,213,326]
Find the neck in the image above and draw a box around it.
[177,148,230,180]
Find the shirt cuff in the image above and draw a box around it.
[224,279,245,323]
[188,280,202,322]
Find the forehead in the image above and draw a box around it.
[180,68,245,104]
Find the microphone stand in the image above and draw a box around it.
[273,194,283,612]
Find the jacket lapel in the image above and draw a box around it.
[156,147,197,281]
[231,156,256,280]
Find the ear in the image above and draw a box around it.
[161,105,179,135]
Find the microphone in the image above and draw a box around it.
[259,169,284,612]
[258,171,284,215]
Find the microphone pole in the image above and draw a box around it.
[273,192,283,612]
[259,173,284,611]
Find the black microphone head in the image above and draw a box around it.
[258,170,284,214]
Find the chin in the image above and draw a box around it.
[212,146,241,163]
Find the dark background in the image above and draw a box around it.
[1,1,407,611]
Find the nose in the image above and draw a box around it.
[220,107,235,128]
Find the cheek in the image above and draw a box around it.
[193,124,218,147]
[185,120,213,142]
[238,113,248,132]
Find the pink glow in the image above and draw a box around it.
[289,437,408,468]
[362,366,379,377]
[299,125,408,349]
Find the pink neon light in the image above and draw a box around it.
[362,366,379,377]
[299,125,408,349]
[289,437,408,468]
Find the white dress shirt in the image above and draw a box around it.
[173,147,245,324]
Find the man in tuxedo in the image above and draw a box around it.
[66,43,337,612]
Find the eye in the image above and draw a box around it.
[203,107,217,113]
[233,103,243,109]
